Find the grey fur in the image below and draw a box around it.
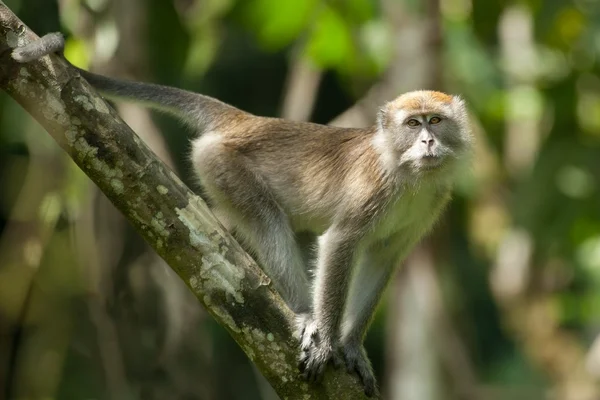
[11,32,65,62]
[12,33,473,397]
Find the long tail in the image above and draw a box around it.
[11,32,244,130]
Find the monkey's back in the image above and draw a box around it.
[218,118,384,233]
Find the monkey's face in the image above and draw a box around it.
[376,91,472,175]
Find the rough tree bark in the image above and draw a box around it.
[0,3,371,399]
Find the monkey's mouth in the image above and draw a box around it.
[419,154,444,169]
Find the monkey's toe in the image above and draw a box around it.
[298,341,335,383]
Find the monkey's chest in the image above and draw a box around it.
[370,187,441,241]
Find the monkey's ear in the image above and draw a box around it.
[376,108,389,131]
[451,95,473,141]
[451,95,468,117]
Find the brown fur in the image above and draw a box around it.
[389,90,453,112]
[218,119,386,227]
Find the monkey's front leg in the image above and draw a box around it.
[339,235,415,396]
[298,225,359,381]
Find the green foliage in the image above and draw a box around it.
[238,0,386,77]
[305,6,353,68]
[240,0,318,49]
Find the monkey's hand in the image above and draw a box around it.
[341,340,378,397]
[296,313,323,353]
[297,316,342,382]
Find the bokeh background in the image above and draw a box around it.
[1,0,600,399]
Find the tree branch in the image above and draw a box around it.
[0,3,370,399]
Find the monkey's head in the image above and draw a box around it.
[375,90,472,177]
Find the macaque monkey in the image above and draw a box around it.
[12,32,472,396]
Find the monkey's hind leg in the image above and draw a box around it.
[216,183,311,314]
[192,141,311,314]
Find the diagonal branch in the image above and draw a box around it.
[0,3,370,399]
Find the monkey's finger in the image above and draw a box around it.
[301,364,314,382]
[301,334,317,351]
[309,363,324,383]
[305,329,318,346]
[305,364,317,382]
[306,360,323,383]
[300,339,311,351]
[298,352,309,372]
[298,360,305,373]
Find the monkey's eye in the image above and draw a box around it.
[429,116,442,124]
[406,119,421,127]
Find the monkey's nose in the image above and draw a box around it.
[421,139,434,148]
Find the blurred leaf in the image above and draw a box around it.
[445,22,502,113]
[305,6,353,69]
[555,165,595,199]
[570,218,600,246]
[184,25,220,77]
[577,83,600,137]
[359,20,393,74]
[537,46,571,82]
[63,37,90,69]
[578,235,600,274]
[556,291,600,324]
[241,0,317,49]
[556,7,586,46]
[506,86,544,120]
[59,0,83,34]
[330,0,375,23]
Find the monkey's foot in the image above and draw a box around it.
[342,342,378,397]
[296,315,342,382]
[298,340,341,382]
